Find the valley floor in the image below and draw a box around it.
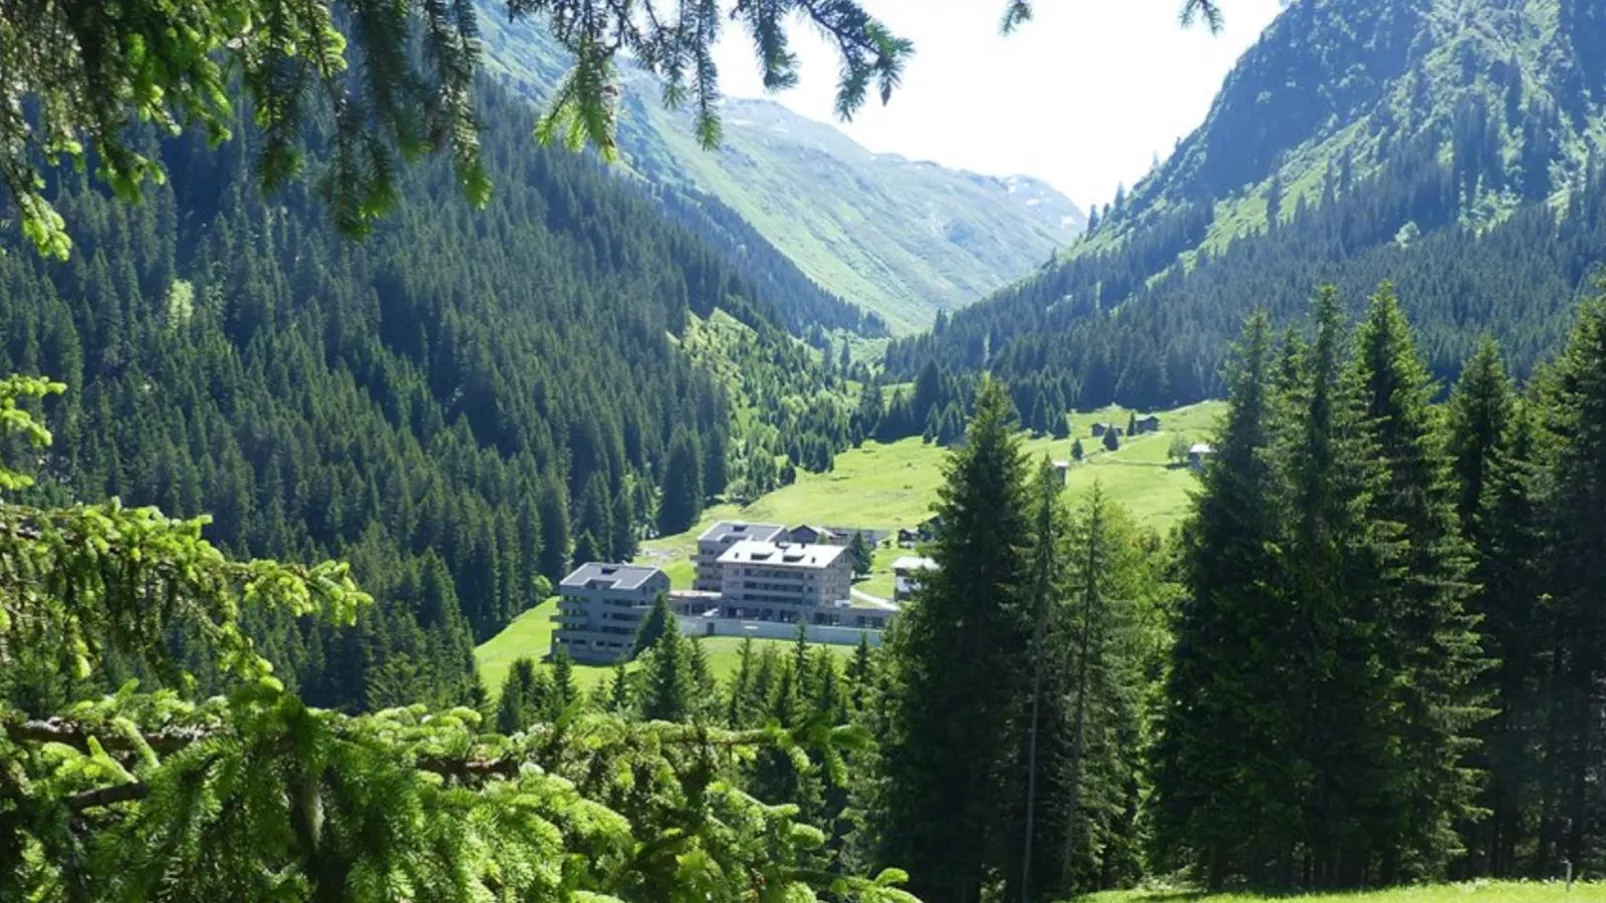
[475,401,1224,692]
[474,598,853,694]
[638,400,1227,593]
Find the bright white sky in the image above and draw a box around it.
[711,0,1285,211]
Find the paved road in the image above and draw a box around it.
[851,588,898,610]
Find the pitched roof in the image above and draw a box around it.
[892,556,939,573]
[717,540,848,569]
[697,521,786,544]
[560,562,666,591]
[1189,443,1215,455]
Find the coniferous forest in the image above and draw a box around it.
[0,76,858,714]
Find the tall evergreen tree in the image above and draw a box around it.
[641,618,693,723]
[1153,310,1292,886]
[1532,294,1606,871]
[538,477,572,585]
[1349,282,1482,882]
[659,428,704,535]
[1447,337,1534,875]
[878,377,1031,903]
[1059,484,1146,891]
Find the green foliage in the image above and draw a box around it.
[849,531,875,578]
[889,0,1606,408]
[632,595,676,659]
[877,377,1034,903]
[0,68,872,710]
[0,376,922,903]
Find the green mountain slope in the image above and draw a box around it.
[888,0,1606,408]
[476,8,1084,334]
[0,76,853,713]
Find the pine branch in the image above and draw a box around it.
[64,781,149,812]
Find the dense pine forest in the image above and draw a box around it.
[0,76,858,714]
[886,0,1606,413]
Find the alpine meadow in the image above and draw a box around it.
[3,0,1606,902]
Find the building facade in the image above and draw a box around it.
[552,562,670,664]
[693,521,786,591]
[716,540,853,623]
[892,555,939,602]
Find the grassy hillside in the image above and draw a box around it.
[1082,882,1603,903]
[475,598,856,695]
[636,401,1227,593]
[476,400,1222,694]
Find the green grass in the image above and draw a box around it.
[1081,882,1605,903]
[637,401,1227,591]
[474,599,864,695]
[479,401,1226,694]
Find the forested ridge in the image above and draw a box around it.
[886,0,1606,412]
[0,77,853,714]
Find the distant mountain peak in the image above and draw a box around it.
[475,5,1083,333]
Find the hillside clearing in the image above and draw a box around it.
[636,401,1227,592]
[475,598,857,695]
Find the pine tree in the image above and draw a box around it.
[1060,483,1146,891]
[551,648,579,715]
[538,477,572,584]
[1279,285,1393,886]
[1350,282,1482,882]
[641,619,693,723]
[1071,438,1084,462]
[659,428,704,535]
[878,377,1032,903]
[632,594,675,659]
[1102,428,1120,452]
[1532,294,1606,871]
[849,531,875,578]
[1016,458,1075,902]
[577,472,615,560]
[1447,337,1532,875]
[727,636,758,728]
[1153,310,1293,885]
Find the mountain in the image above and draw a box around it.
[475,9,1085,334]
[887,0,1606,412]
[0,76,855,712]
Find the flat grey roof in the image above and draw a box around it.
[698,521,786,543]
[560,562,666,591]
[717,540,848,569]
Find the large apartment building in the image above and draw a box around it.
[693,521,786,591]
[552,562,670,664]
[715,540,853,623]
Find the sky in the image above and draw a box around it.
[710,0,1286,212]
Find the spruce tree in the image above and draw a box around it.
[1350,283,1482,882]
[632,594,675,659]
[849,531,875,578]
[1153,310,1293,885]
[878,377,1031,903]
[538,477,572,584]
[1015,458,1074,902]
[641,619,693,723]
[1060,483,1146,891]
[1278,285,1391,886]
[1532,295,1606,870]
[1447,337,1532,875]
[659,428,704,535]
